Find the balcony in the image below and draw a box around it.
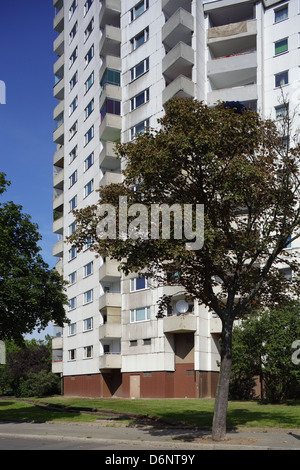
[99,25,121,57]
[99,259,121,282]
[100,141,120,171]
[162,8,194,51]
[162,0,192,18]
[162,41,194,82]
[53,146,64,167]
[53,192,64,211]
[163,313,197,334]
[207,51,257,90]
[53,30,64,57]
[99,0,121,28]
[53,100,64,121]
[53,123,64,145]
[99,171,122,187]
[99,353,121,370]
[54,259,63,275]
[52,360,63,374]
[99,323,121,339]
[162,74,194,105]
[53,5,64,33]
[53,168,64,190]
[52,239,64,258]
[207,83,257,107]
[53,77,64,100]
[99,113,121,141]
[99,55,121,84]
[100,83,122,108]
[53,215,63,235]
[99,292,122,311]
[207,20,257,59]
[210,316,222,334]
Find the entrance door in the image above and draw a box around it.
[130,375,140,399]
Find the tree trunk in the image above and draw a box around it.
[212,315,233,441]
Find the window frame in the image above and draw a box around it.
[84,152,94,171]
[274,4,288,23]
[275,70,289,88]
[83,261,93,278]
[130,306,151,323]
[130,57,149,82]
[84,179,94,198]
[83,289,93,306]
[130,276,150,292]
[130,0,149,21]
[131,88,149,111]
[130,27,149,51]
[84,345,93,359]
[274,37,288,56]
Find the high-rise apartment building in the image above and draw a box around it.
[51,0,300,398]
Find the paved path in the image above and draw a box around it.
[0,420,299,450]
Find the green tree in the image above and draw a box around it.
[0,174,68,343]
[231,304,300,402]
[69,98,300,440]
[0,338,60,397]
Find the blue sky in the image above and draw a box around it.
[0,2,60,338]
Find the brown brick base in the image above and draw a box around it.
[63,369,218,398]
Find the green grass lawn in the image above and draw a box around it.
[1,397,300,429]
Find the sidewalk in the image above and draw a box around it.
[0,419,299,450]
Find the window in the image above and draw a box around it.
[69,121,78,140]
[130,306,151,323]
[69,296,76,310]
[131,88,149,110]
[69,170,77,188]
[69,221,76,235]
[68,349,76,361]
[84,18,94,42]
[275,38,288,55]
[100,99,121,122]
[85,72,94,93]
[84,345,93,359]
[69,0,77,19]
[69,247,76,261]
[130,57,149,81]
[84,179,94,197]
[84,152,94,171]
[130,340,137,347]
[69,47,78,68]
[83,317,93,331]
[84,126,94,146]
[68,323,76,336]
[274,4,288,23]
[84,261,93,277]
[143,338,151,345]
[69,145,77,163]
[69,96,78,115]
[275,70,288,87]
[85,99,94,119]
[131,27,149,51]
[275,103,289,119]
[84,0,93,16]
[130,0,149,21]
[130,276,149,291]
[69,22,78,43]
[83,289,93,305]
[130,118,149,140]
[70,71,78,91]
[69,195,77,211]
[85,45,94,67]
[69,271,76,285]
[100,69,121,88]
